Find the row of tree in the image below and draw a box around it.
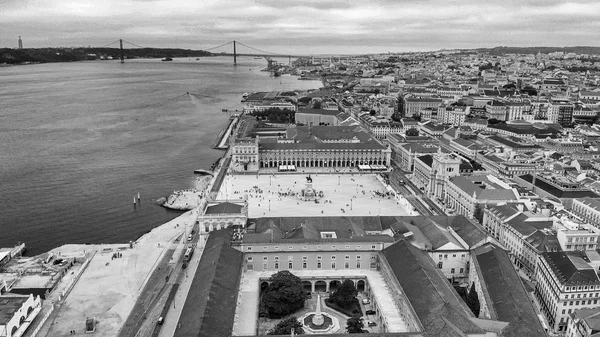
[250,107,295,124]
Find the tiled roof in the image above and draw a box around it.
[243,216,396,244]
[260,141,385,151]
[421,122,446,132]
[175,229,243,337]
[401,143,438,154]
[472,244,546,337]
[577,197,600,212]
[571,307,600,332]
[505,214,553,236]
[205,202,244,215]
[417,155,433,168]
[0,296,28,324]
[543,251,600,287]
[447,215,487,247]
[488,123,561,136]
[488,135,542,149]
[296,108,340,116]
[382,241,484,336]
[448,176,517,201]
[519,174,600,199]
[486,204,520,220]
[526,231,560,253]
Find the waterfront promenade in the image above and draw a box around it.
[38,209,199,337]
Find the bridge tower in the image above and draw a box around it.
[119,39,124,64]
[233,40,237,65]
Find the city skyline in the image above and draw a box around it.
[2,0,600,54]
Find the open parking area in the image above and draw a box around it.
[217,173,416,218]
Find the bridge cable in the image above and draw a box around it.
[235,41,277,55]
[122,40,145,48]
[203,41,234,51]
[100,40,121,48]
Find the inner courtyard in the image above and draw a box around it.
[231,269,411,336]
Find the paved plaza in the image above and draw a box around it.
[218,173,417,218]
[232,269,410,336]
[39,209,199,337]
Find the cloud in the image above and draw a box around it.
[1,0,600,53]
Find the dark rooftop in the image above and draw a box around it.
[505,214,553,236]
[244,216,394,244]
[175,229,243,337]
[542,251,600,287]
[417,155,433,168]
[296,108,341,116]
[0,295,29,324]
[205,202,244,215]
[519,174,600,199]
[473,244,546,337]
[382,240,484,337]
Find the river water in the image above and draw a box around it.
[0,57,321,255]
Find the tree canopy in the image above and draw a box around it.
[261,271,307,318]
[249,107,295,124]
[298,96,312,105]
[346,317,364,333]
[521,86,538,96]
[406,128,419,137]
[268,316,304,335]
[466,282,481,317]
[329,279,358,308]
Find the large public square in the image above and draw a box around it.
[216,172,418,218]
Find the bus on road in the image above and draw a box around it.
[184,247,194,262]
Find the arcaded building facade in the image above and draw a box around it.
[231,125,392,172]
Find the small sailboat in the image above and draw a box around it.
[133,196,137,205]
[137,192,140,200]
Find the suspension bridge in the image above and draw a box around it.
[101,39,301,65]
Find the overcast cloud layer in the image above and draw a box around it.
[2,0,600,54]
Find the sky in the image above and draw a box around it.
[1,0,600,54]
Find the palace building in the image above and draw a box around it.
[230,125,391,172]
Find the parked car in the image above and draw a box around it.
[361,298,370,304]
[367,321,377,327]
[157,316,164,325]
[188,234,193,241]
[365,310,376,315]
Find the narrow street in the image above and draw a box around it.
[387,162,446,216]
[155,232,206,337]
